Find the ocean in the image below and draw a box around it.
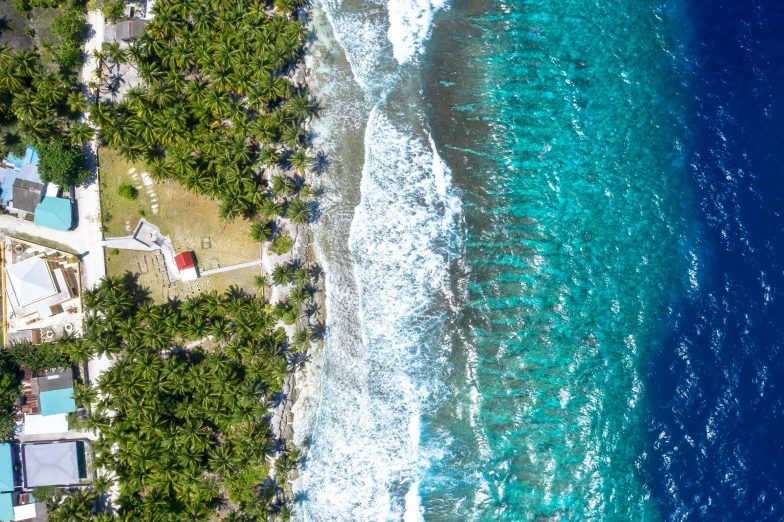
[295,0,784,521]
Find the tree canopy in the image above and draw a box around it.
[96,0,314,228]
[38,142,90,187]
[78,276,301,520]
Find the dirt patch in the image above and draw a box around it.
[0,2,33,51]
[106,248,260,304]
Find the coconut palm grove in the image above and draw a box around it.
[16,271,314,521]
[0,0,317,517]
[96,0,314,228]
[82,276,303,520]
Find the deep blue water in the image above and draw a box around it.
[643,1,784,520]
[420,0,784,519]
[299,0,784,519]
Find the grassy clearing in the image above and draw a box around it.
[106,248,261,304]
[99,147,260,267]
[28,6,60,46]
[100,147,262,303]
[28,7,60,69]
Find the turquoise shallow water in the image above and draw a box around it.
[421,0,694,519]
[302,0,784,519]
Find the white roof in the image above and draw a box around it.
[13,503,36,520]
[23,442,80,487]
[180,267,198,282]
[5,256,56,307]
[23,413,69,435]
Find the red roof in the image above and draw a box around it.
[174,252,195,271]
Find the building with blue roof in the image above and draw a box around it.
[33,197,72,231]
[0,444,14,493]
[35,369,76,417]
[0,493,12,521]
[1,146,42,207]
[39,388,75,416]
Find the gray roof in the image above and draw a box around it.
[12,179,43,213]
[115,20,146,40]
[23,442,79,487]
[37,369,74,393]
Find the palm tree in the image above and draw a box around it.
[66,91,88,113]
[253,274,272,294]
[69,123,94,146]
[271,263,293,286]
[73,382,98,408]
[259,146,281,168]
[270,174,289,198]
[287,285,310,307]
[288,147,311,174]
[259,198,282,218]
[250,219,273,242]
[11,91,45,120]
[285,93,314,121]
[93,472,115,493]
[0,66,22,91]
[291,266,313,286]
[286,197,310,224]
[48,489,96,522]
[11,50,38,77]
[290,327,312,353]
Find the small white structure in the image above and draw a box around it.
[22,413,69,435]
[174,252,199,282]
[13,503,36,520]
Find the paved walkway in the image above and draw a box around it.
[102,237,155,251]
[102,232,180,283]
[200,259,262,276]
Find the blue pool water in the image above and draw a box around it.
[299,0,784,520]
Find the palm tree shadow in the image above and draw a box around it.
[309,320,325,341]
[270,390,286,409]
[307,199,320,225]
[312,150,328,175]
[120,271,152,305]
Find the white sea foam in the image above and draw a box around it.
[298,2,459,519]
[404,480,424,522]
[387,0,447,63]
[318,0,398,90]
[297,107,460,521]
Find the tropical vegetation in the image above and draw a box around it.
[117,182,138,200]
[94,0,315,241]
[75,275,315,519]
[0,0,88,156]
[38,141,91,186]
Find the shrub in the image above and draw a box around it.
[55,43,83,77]
[268,230,293,255]
[110,248,120,255]
[13,0,30,15]
[138,209,145,216]
[38,143,90,188]
[102,0,126,22]
[118,183,138,200]
[51,10,86,43]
